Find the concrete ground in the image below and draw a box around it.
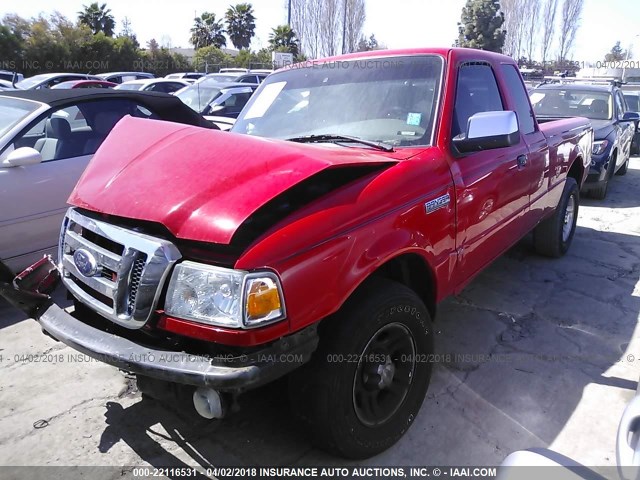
[2,157,640,474]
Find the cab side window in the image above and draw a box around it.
[500,64,536,134]
[453,63,504,137]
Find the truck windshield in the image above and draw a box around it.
[0,97,41,137]
[530,88,613,120]
[232,55,443,147]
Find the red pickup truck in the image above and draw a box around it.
[1,48,593,459]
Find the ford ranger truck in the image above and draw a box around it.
[0,48,593,459]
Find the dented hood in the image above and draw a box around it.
[69,116,400,244]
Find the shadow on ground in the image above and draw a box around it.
[89,219,640,471]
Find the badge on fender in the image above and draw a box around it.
[425,193,450,214]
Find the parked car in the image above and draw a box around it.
[623,90,640,155]
[165,72,205,82]
[175,81,258,117]
[0,79,18,91]
[95,72,154,84]
[1,48,593,459]
[16,73,103,90]
[51,80,117,89]
[200,71,269,84]
[530,82,638,199]
[114,78,189,94]
[0,89,214,272]
[0,70,24,84]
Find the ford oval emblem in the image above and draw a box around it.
[73,249,99,277]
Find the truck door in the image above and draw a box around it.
[450,62,532,286]
[498,63,549,227]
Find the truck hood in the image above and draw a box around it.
[69,116,402,245]
[590,120,614,140]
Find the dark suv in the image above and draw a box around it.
[530,82,639,199]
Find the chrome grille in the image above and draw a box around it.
[59,208,181,329]
[127,256,146,313]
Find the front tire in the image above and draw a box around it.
[590,154,616,199]
[616,156,629,176]
[289,279,434,459]
[533,177,579,258]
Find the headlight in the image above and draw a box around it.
[592,140,609,155]
[165,261,286,329]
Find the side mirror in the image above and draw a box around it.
[1,147,43,167]
[622,111,640,122]
[453,111,520,154]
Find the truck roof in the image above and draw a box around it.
[285,47,515,67]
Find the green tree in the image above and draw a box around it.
[119,17,139,48]
[0,25,25,66]
[456,0,505,53]
[78,2,116,37]
[190,12,226,49]
[112,35,141,71]
[225,3,256,50]
[604,41,626,62]
[269,25,299,55]
[193,45,233,72]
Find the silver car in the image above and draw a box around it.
[0,89,213,272]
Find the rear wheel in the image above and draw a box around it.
[534,177,579,258]
[289,279,434,459]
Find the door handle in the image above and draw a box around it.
[517,155,528,168]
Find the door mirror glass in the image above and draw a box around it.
[1,146,42,167]
[453,111,520,153]
[622,111,640,122]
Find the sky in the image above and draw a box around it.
[2,0,640,62]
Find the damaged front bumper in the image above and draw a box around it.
[0,257,318,392]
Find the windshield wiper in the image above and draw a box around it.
[286,134,394,152]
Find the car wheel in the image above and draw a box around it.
[288,278,434,459]
[589,154,616,200]
[616,156,629,176]
[534,177,579,258]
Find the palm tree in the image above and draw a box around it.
[225,3,256,50]
[78,2,116,37]
[269,25,299,56]
[190,12,226,49]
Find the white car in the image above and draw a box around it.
[16,73,102,90]
[0,89,211,272]
[165,72,205,83]
[114,79,189,94]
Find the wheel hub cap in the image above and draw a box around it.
[378,358,396,389]
[562,196,575,242]
[352,322,417,427]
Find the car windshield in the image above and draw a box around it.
[176,84,223,113]
[116,83,144,91]
[0,97,41,137]
[16,75,53,89]
[624,94,639,111]
[530,88,613,120]
[204,74,240,83]
[232,55,443,147]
